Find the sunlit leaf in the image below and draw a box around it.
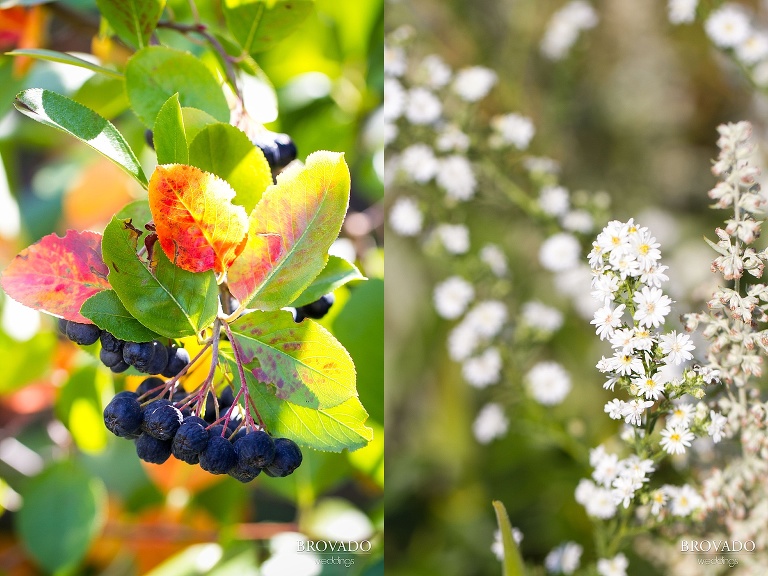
[148,164,248,273]
[55,364,109,453]
[228,150,350,309]
[290,256,365,307]
[492,500,525,576]
[14,89,148,187]
[230,309,356,409]
[154,93,188,165]
[6,48,123,78]
[0,230,110,324]
[96,0,166,49]
[223,0,314,55]
[80,289,163,342]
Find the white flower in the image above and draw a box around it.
[399,143,438,183]
[575,479,596,506]
[491,528,523,561]
[435,124,470,152]
[464,300,507,338]
[545,542,582,575]
[541,1,598,60]
[633,286,672,328]
[736,32,768,65]
[593,452,620,487]
[384,78,406,120]
[659,331,695,365]
[524,156,560,175]
[622,399,654,426]
[539,232,581,272]
[649,488,668,516]
[521,301,563,333]
[435,223,470,254]
[708,410,727,443]
[480,244,508,276]
[705,4,751,48]
[435,155,477,201]
[669,484,703,516]
[660,425,694,455]
[405,87,442,125]
[452,66,497,102]
[591,273,620,303]
[419,54,452,88]
[525,361,572,405]
[490,113,535,150]
[538,185,570,217]
[389,197,423,236]
[591,303,626,340]
[384,44,406,77]
[448,321,480,361]
[609,351,644,376]
[433,276,475,319]
[633,372,667,401]
[667,0,698,25]
[667,403,694,428]
[597,553,629,576]
[604,399,626,420]
[562,210,594,233]
[473,403,509,444]
[611,474,639,509]
[383,121,397,145]
[462,347,502,388]
[586,487,618,519]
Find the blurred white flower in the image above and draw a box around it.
[462,347,502,388]
[448,321,480,361]
[384,77,406,120]
[480,244,508,276]
[419,54,452,88]
[562,209,593,233]
[473,403,509,444]
[433,276,475,319]
[667,0,698,25]
[490,113,535,150]
[541,1,598,60]
[491,527,523,561]
[521,301,563,333]
[435,124,470,152]
[405,87,442,124]
[389,197,423,236]
[384,44,407,77]
[451,66,497,102]
[668,484,703,516]
[400,143,439,183]
[708,410,727,443]
[525,361,571,405]
[705,4,751,48]
[539,232,581,272]
[436,155,476,201]
[597,553,629,576]
[538,185,570,217]
[544,542,582,575]
[1,299,41,342]
[464,300,507,338]
[435,223,470,254]
[736,32,768,65]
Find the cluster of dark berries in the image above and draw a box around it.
[103,380,302,481]
[58,319,190,377]
[292,293,335,323]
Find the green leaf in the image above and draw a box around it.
[17,462,106,574]
[228,151,351,310]
[224,355,371,452]
[14,89,148,187]
[6,49,123,78]
[81,289,163,342]
[181,107,218,144]
[492,501,525,576]
[230,309,356,409]
[154,93,188,165]
[73,74,130,120]
[223,0,315,55]
[126,46,230,127]
[0,324,55,394]
[188,123,272,213]
[96,0,166,50]
[102,216,218,338]
[290,256,365,307]
[55,364,110,454]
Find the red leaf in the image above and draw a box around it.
[0,230,110,323]
[148,164,248,273]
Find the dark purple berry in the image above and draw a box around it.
[66,321,101,345]
[142,400,182,441]
[252,130,297,170]
[263,438,303,477]
[135,433,172,464]
[103,392,143,437]
[171,419,209,464]
[100,331,124,354]
[145,343,169,375]
[291,307,306,323]
[199,435,237,474]
[110,361,130,373]
[234,430,275,471]
[136,377,165,399]
[124,341,166,373]
[57,318,69,336]
[228,464,261,483]
[162,346,190,378]
[219,386,235,409]
[100,347,123,368]
[300,293,335,320]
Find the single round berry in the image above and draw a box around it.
[252,131,297,170]
[203,393,218,423]
[124,341,165,373]
[263,438,302,477]
[219,386,235,409]
[300,293,335,319]
[66,321,102,345]
[228,464,261,483]
[142,400,182,441]
[172,419,209,464]
[230,427,247,444]
[162,346,190,378]
[199,434,237,474]
[234,430,275,471]
[145,343,169,375]
[291,307,306,323]
[100,347,124,368]
[110,361,130,374]
[100,331,124,354]
[103,392,143,437]
[145,129,155,150]
[57,318,69,336]
[135,433,172,464]
[136,377,165,399]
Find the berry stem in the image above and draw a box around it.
[222,320,266,430]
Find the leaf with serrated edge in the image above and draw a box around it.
[223,0,314,55]
[14,89,147,187]
[0,230,110,324]
[80,290,162,342]
[228,150,350,310]
[223,356,371,452]
[102,216,218,338]
[96,0,165,49]
[230,310,356,409]
[153,94,188,165]
[148,164,248,273]
[290,256,365,307]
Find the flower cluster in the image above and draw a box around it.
[540,1,599,61]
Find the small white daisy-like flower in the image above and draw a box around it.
[399,143,439,183]
[592,451,620,487]
[708,410,727,443]
[660,425,694,455]
[545,542,583,575]
[659,331,695,365]
[622,399,654,426]
[464,300,507,338]
[525,361,572,405]
[667,0,698,25]
[490,113,535,150]
[586,487,618,519]
[633,286,672,328]
[667,402,694,428]
[649,488,668,516]
[705,4,751,48]
[473,403,509,444]
[633,372,667,401]
[384,78,406,120]
[480,244,508,277]
[462,347,502,388]
[451,66,497,102]
[521,301,564,333]
[404,87,442,125]
[435,155,476,201]
[435,223,470,254]
[604,399,626,420]
[539,232,581,272]
[418,54,452,88]
[389,197,423,236]
[591,303,626,340]
[611,474,639,509]
[610,328,636,354]
[433,276,475,319]
[447,321,480,361]
[591,273,620,303]
[736,32,768,65]
[597,553,629,576]
[669,484,703,516]
[538,185,570,217]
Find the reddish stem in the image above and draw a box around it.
[223,321,266,430]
